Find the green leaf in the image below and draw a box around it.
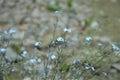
[60,63,69,72]
[12,43,21,54]
[67,0,73,8]
[46,6,59,12]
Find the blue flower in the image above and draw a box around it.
[72,59,81,64]
[57,37,64,42]
[34,42,41,47]
[85,36,92,41]
[111,44,119,51]
[37,58,42,63]
[48,53,57,60]
[102,71,108,77]
[64,28,72,33]
[91,66,95,71]
[29,57,36,63]
[21,51,28,58]
[0,48,7,54]
[9,28,17,34]
[84,63,90,70]
[50,54,56,60]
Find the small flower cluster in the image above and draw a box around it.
[0,28,29,67]
[111,44,120,51]
[84,62,95,71]
[29,56,42,64]
[50,37,65,47]
[55,36,65,45]
[0,48,7,54]
[21,50,28,58]
[72,58,81,65]
[48,53,57,61]
[34,41,41,47]
[85,36,92,41]
[64,28,72,33]
[2,28,17,35]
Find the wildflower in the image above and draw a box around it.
[102,71,108,77]
[55,10,62,14]
[0,48,7,54]
[91,66,95,71]
[64,28,72,33]
[11,68,16,72]
[84,63,90,70]
[72,59,81,64]
[85,36,92,41]
[50,54,56,60]
[111,44,120,51]
[29,57,36,63]
[34,41,41,47]
[21,50,28,58]
[57,37,64,42]
[9,28,17,34]
[48,53,57,60]
[37,58,42,63]
[54,37,65,45]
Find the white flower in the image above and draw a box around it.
[55,10,62,14]
[11,68,16,72]
[51,54,56,60]
[111,44,119,51]
[37,58,42,63]
[29,57,36,63]
[0,48,7,53]
[9,28,17,34]
[21,51,28,58]
[64,28,72,33]
[57,37,64,42]
[102,72,107,77]
[85,66,90,70]
[91,66,95,71]
[34,41,41,47]
[48,53,57,60]
[84,63,90,70]
[85,36,92,41]
[72,59,80,64]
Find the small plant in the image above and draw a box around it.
[0,9,119,80]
